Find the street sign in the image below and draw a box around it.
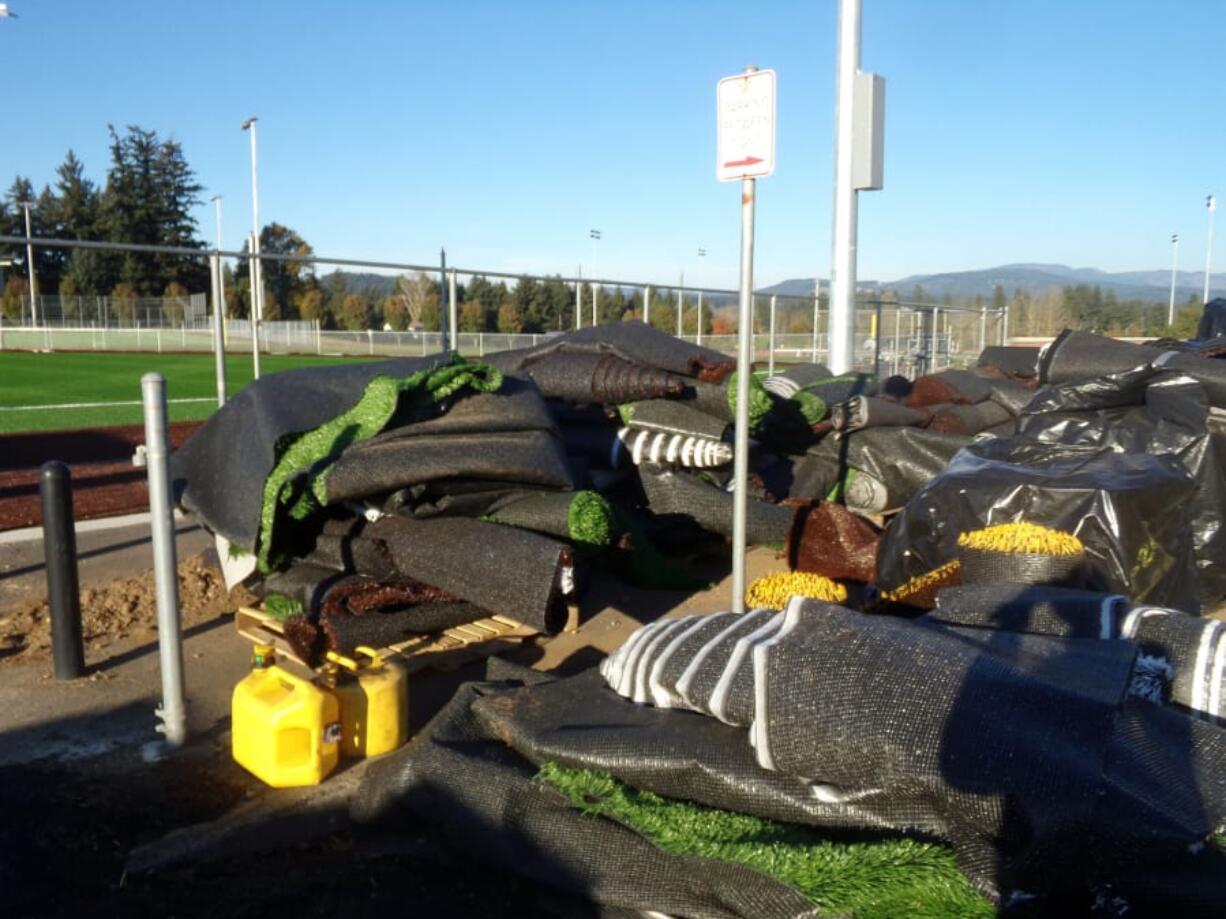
[716,68,776,182]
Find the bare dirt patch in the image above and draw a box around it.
[0,553,256,664]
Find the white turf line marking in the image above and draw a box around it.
[0,509,190,546]
[0,397,215,412]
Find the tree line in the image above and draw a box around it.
[3,125,1203,337]
[1,125,207,319]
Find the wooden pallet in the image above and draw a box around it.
[235,605,538,674]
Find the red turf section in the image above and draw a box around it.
[0,421,202,530]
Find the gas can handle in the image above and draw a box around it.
[354,646,384,668]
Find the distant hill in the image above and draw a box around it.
[319,270,398,296]
[761,264,1226,302]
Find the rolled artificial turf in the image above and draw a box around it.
[538,762,993,919]
[257,358,502,571]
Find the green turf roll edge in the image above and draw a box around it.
[538,763,993,919]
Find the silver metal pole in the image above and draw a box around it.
[248,232,261,379]
[930,307,939,372]
[210,253,227,406]
[892,306,901,375]
[22,202,38,326]
[643,285,651,326]
[979,305,987,356]
[1205,195,1216,305]
[243,119,263,378]
[873,299,882,378]
[141,373,187,749]
[731,175,756,616]
[1168,233,1179,326]
[768,294,777,375]
[811,283,821,363]
[212,196,227,345]
[828,0,860,374]
[696,291,704,345]
[448,269,458,351]
[1002,304,1010,346]
[575,272,583,330]
[676,286,683,338]
[591,282,598,327]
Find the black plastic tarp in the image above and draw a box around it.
[876,437,1199,611]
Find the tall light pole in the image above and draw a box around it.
[1205,194,1216,306]
[828,0,885,374]
[589,228,601,325]
[211,195,226,333]
[242,117,262,378]
[1168,233,1179,327]
[20,200,36,326]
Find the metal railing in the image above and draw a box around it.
[0,233,1007,376]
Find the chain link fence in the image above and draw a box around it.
[0,234,1005,374]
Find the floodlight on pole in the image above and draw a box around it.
[1168,233,1179,327]
[20,200,36,325]
[242,117,262,378]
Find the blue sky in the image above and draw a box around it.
[2,0,1224,290]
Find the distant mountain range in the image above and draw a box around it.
[762,263,1226,302]
[325,263,1225,305]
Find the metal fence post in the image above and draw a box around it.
[448,270,459,352]
[873,300,883,378]
[893,306,901,376]
[249,232,262,380]
[141,373,187,749]
[979,305,987,356]
[315,318,321,355]
[40,462,85,680]
[1002,305,1010,346]
[210,253,227,406]
[768,295,777,375]
[676,288,683,337]
[643,285,651,326]
[575,280,582,330]
[696,291,704,345]
[930,307,940,372]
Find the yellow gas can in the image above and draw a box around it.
[325,647,409,758]
[231,644,341,787]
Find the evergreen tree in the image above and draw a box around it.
[100,125,204,294]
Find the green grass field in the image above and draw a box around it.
[0,351,375,434]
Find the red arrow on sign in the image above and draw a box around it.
[723,155,763,168]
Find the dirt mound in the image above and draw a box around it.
[0,553,256,664]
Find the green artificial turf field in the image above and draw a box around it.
[0,351,374,434]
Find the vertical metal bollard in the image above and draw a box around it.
[142,373,187,748]
[40,462,85,680]
[643,285,651,327]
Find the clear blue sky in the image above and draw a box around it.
[2,0,1224,290]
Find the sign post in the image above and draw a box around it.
[718,66,775,614]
